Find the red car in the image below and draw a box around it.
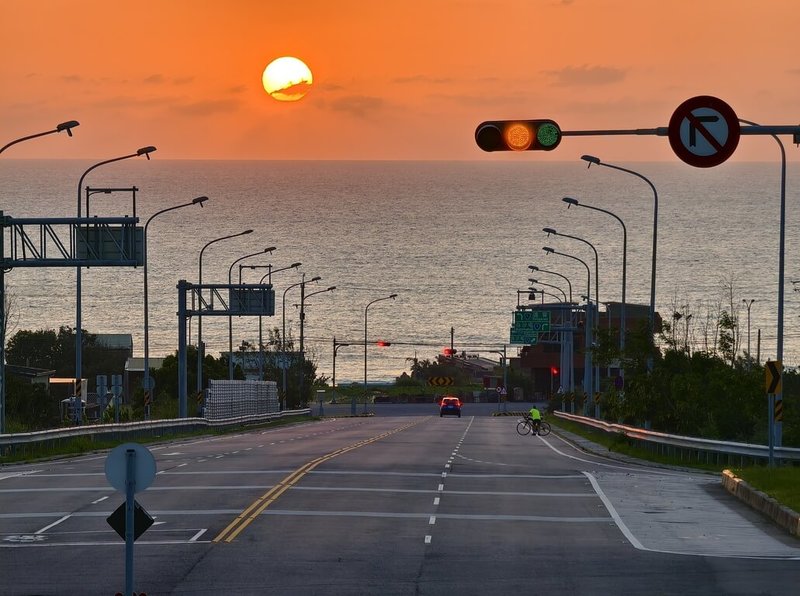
[439,396,462,417]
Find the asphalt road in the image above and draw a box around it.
[1,405,799,595]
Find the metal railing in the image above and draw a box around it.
[553,411,800,465]
[0,409,311,459]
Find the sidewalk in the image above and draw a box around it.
[550,422,800,539]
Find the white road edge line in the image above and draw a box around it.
[35,515,70,534]
[581,472,644,550]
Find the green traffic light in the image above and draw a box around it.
[537,123,560,147]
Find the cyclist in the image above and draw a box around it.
[528,405,542,435]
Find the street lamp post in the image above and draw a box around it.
[0,120,79,155]
[529,288,563,303]
[143,196,208,419]
[364,294,398,413]
[563,196,627,364]
[76,146,156,424]
[544,246,594,413]
[298,285,335,402]
[528,278,567,302]
[544,227,601,409]
[581,155,657,340]
[227,247,276,379]
[528,266,573,303]
[739,119,792,463]
[282,275,321,409]
[196,230,253,400]
[543,228,599,313]
[332,337,352,413]
[0,120,79,434]
[249,262,301,380]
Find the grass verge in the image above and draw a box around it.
[730,466,800,514]
[549,416,800,514]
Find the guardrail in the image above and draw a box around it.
[0,409,312,459]
[553,411,800,466]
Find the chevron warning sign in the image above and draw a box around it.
[428,377,454,387]
[765,360,782,394]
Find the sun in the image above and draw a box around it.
[262,56,313,102]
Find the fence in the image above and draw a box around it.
[553,411,800,466]
[0,408,310,459]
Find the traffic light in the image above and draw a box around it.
[475,119,562,152]
[443,347,456,356]
[551,366,559,376]
[376,340,391,347]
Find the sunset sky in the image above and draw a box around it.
[2,0,799,162]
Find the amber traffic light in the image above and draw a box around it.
[475,120,562,152]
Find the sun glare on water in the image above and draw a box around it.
[262,56,313,102]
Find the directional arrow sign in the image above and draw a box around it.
[765,360,782,394]
[668,95,740,168]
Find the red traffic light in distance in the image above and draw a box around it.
[551,366,559,376]
[376,340,391,347]
[443,347,456,356]
[475,119,562,152]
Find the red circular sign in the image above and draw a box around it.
[668,95,740,168]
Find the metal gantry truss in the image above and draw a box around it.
[0,212,143,433]
[176,280,276,418]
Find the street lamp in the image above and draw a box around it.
[332,337,353,412]
[143,196,208,419]
[0,120,79,154]
[528,278,567,302]
[529,288,563,303]
[582,155,658,337]
[364,294,398,413]
[528,265,572,303]
[75,146,156,424]
[196,229,253,397]
[228,247,276,379]
[282,275,321,409]
[542,227,599,309]
[0,120,79,434]
[563,195,628,372]
[298,285,335,402]
[543,246,594,412]
[250,262,301,379]
[743,299,756,361]
[544,227,601,407]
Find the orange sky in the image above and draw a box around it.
[2,0,799,162]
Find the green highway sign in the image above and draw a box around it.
[510,328,539,345]
[513,310,550,332]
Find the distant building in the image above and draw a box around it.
[516,301,661,399]
[5,364,56,388]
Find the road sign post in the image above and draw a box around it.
[765,360,782,466]
[105,443,156,596]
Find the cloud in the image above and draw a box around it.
[324,95,385,118]
[61,75,82,83]
[143,74,165,84]
[393,75,454,85]
[172,98,241,116]
[546,65,627,86]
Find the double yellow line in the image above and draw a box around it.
[214,418,427,543]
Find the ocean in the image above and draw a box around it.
[2,159,799,384]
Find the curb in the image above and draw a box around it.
[722,470,800,537]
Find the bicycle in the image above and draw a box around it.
[516,415,551,437]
